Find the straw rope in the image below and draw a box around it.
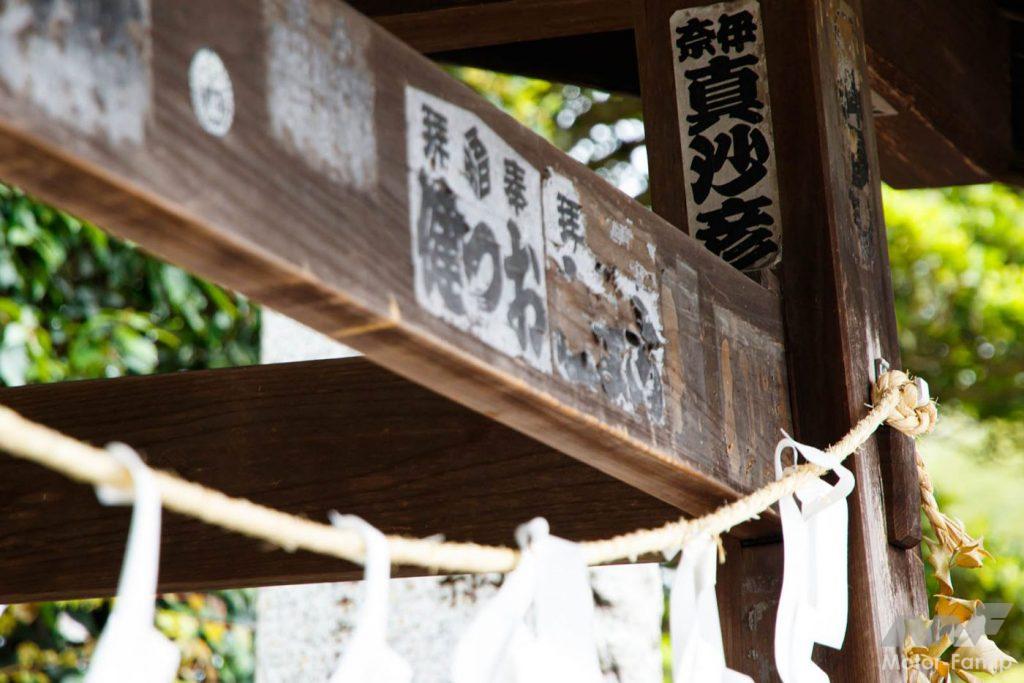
[0,369,936,574]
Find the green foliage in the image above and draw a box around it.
[883,184,1024,678]
[0,183,258,387]
[454,68,650,202]
[884,184,1024,421]
[0,593,255,682]
[922,413,1024,675]
[871,186,1024,677]
[0,181,259,681]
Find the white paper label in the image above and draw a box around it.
[543,172,666,421]
[670,0,782,270]
[406,87,551,373]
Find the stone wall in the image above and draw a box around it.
[255,310,664,682]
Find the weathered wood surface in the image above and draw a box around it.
[718,537,783,679]
[0,358,683,603]
[634,2,788,676]
[352,0,632,53]
[769,0,927,678]
[863,0,1011,189]
[636,0,927,677]
[367,0,1013,189]
[878,426,923,550]
[0,0,791,530]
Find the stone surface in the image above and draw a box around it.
[256,568,664,683]
[260,308,356,363]
[255,311,665,682]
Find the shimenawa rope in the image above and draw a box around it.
[0,369,936,573]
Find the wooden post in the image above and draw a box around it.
[635,1,786,676]
[635,0,927,678]
[771,2,928,677]
[718,536,784,679]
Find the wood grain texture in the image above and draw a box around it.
[0,358,684,602]
[365,0,1014,188]
[352,0,632,53]
[766,0,928,678]
[718,537,783,680]
[0,0,792,530]
[864,0,1011,188]
[633,0,689,234]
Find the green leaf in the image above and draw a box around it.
[0,317,37,385]
[112,326,158,375]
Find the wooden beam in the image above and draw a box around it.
[350,0,632,53]
[0,1,791,528]
[864,0,1011,188]
[0,358,682,603]
[435,31,640,95]
[366,0,1014,189]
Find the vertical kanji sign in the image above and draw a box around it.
[670,0,782,271]
[406,87,552,373]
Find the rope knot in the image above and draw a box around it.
[872,369,937,437]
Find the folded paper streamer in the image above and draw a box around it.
[914,377,930,408]
[773,434,855,683]
[327,513,412,683]
[670,534,753,682]
[451,518,603,683]
[85,444,180,683]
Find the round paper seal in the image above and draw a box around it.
[189,48,235,137]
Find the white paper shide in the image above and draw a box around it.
[773,435,854,683]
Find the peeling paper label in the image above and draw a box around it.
[0,0,152,146]
[406,87,552,373]
[266,0,377,189]
[670,0,782,271]
[404,89,668,421]
[832,3,877,267]
[543,172,666,422]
